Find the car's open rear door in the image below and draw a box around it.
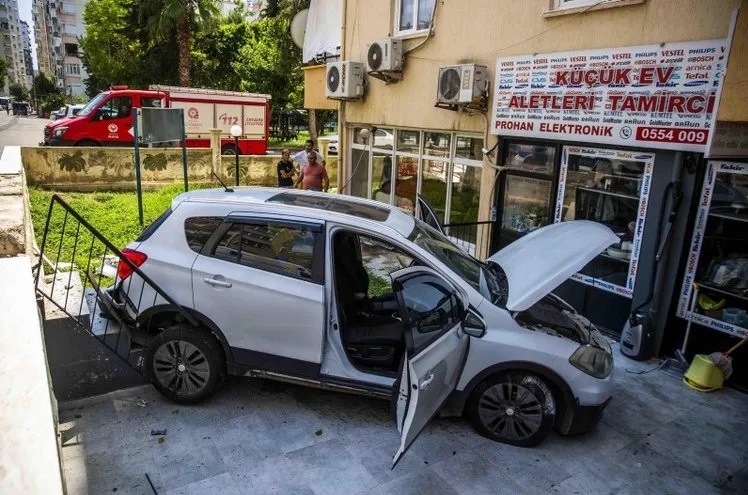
[390,267,469,468]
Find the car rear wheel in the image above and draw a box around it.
[466,371,555,447]
[221,144,238,155]
[144,324,225,404]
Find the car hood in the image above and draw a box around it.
[487,221,618,311]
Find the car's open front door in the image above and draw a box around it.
[416,194,445,234]
[390,267,469,468]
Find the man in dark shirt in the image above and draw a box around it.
[277,148,296,188]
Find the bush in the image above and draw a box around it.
[40,93,66,114]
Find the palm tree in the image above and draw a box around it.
[142,0,220,86]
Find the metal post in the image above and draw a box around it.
[180,108,188,192]
[133,110,144,226]
[234,136,240,186]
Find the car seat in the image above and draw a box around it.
[333,232,403,370]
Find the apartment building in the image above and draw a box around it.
[304,0,748,387]
[0,0,28,91]
[20,20,33,88]
[32,0,54,79]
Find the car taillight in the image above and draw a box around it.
[117,248,148,280]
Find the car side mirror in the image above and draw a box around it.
[462,310,486,338]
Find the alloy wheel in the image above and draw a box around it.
[153,340,211,397]
[477,382,544,441]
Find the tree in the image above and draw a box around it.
[0,59,8,92]
[141,0,220,86]
[33,73,58,99]
[191,16,249,90]
[8,83,28,101]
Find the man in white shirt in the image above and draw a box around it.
[292,139,322,173]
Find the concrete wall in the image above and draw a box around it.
[22,147,339,191]
[339,0,745,128]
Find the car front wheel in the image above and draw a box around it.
[466,371,555,447]
[144,324,225,404]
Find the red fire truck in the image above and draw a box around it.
[43,85,271,155]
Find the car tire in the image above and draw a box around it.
[466,371,555,447]
[144,324,225,404]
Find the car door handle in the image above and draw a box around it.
[419,373,434,390]
[203,277,232,288]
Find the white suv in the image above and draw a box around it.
[103,188,616,464]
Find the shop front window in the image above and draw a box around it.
[420,158,449,222]
[502,175,553,233]
[505,143,556,175]
[349,148,370,199]
[372,153,394,205]
[396,129,420,154]
[424,132,450,158]
[395,156,418,214]
[677,161,748,338]
[556,146,655,298]
[456,136,483,161]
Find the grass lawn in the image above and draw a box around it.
[268,130,337,150]
[29,184,192,273]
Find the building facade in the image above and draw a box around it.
[20,20,33,88]
[0,0,29,91]
[32,0,55,79]
[305,0,748,388]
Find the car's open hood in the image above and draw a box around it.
[487,221,618,311]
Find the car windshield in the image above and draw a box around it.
[407,219,508,306]
[77,92,107,117]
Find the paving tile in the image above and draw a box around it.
[150,444,229,492]
[345,438,427,485]
[231,453,316,494]
[476,441,572,493]
[285,438,379,495]
[361,467,461,495]
[83,447,158,495]
[432,449,532,495]
[163,472,243,495]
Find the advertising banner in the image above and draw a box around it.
[491,39,728,152]
[243,105,266,138]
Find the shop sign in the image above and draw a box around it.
[491,39,728,152]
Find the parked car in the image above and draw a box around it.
[327,135,338,155]
[12,101,29,116]
[100,189,616,465]
[52,104,85,121]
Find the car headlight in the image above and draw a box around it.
[569,345,613,379]
[53,127,68,137]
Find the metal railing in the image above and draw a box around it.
[443,221,496,259]
[33,194,196,376]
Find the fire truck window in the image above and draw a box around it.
[101,96,132,120]
[142,97,162,108]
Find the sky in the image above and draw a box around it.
[18,0,38,69]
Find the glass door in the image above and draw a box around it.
[497,142,558,249]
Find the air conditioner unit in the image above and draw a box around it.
[436,64,489,106]
[366,38,403,73]
[326,61,365,100]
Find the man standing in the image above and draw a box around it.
[292,139,321,173]
[276,149,296,188]
[299,152,329,192]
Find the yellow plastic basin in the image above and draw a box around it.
[683,354,724,392]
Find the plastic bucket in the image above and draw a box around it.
[683,354,724,392]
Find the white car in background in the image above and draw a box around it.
[53,104,85,121]
[326,129,394,155]
[101,189,617,466]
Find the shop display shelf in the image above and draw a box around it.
[697,281,748,304]
[576,186,639,201]
[708,210,748,223]
[686,310,748,339]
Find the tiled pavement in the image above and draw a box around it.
[58,343,748,495]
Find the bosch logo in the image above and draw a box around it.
[188,107,199,119]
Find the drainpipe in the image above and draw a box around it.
[337,0,347,193]
[648,151,684,355]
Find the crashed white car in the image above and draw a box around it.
[103,188,617,465]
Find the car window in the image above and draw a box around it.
[141,97,163,108]
[184,216,223,252]
[101,96,132,120]
[212,222,317,281]
[398,273,461,353]
[358,234,413,298]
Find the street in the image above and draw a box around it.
[0,112,49,153]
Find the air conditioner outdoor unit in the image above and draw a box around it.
[326,61,365,100]
[366,38,403,73]
[436,64,489,106]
